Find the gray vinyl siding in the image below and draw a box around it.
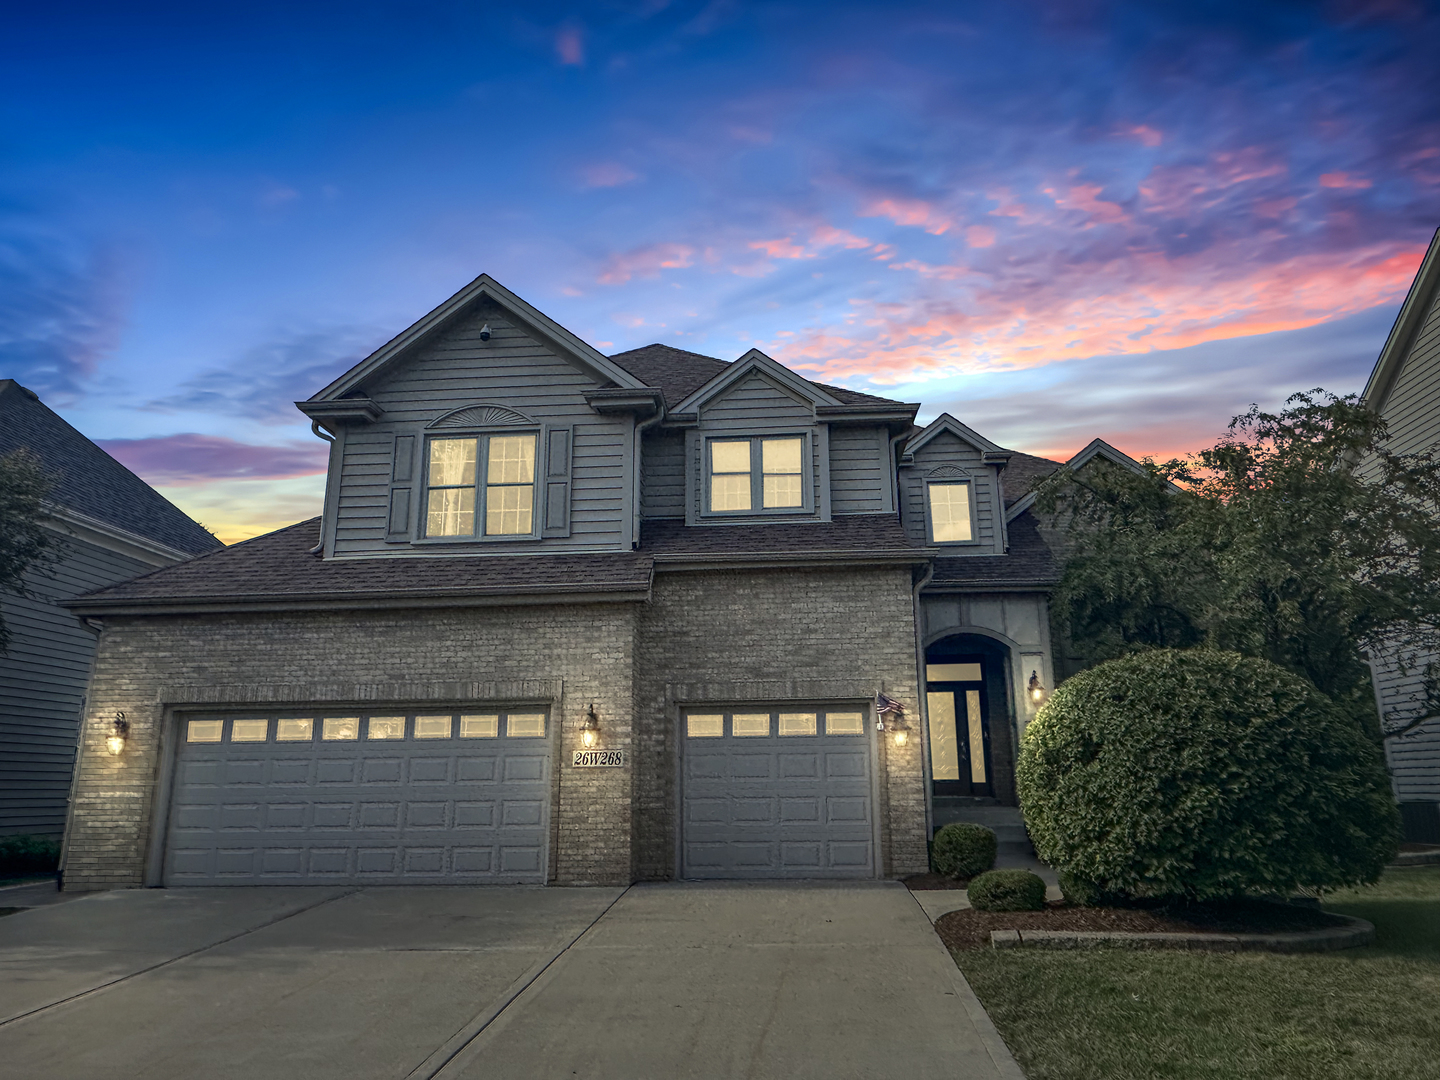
[698,372,816,428]
[641,430,687,520]
[898,432,1001,552]
[331,308,632,556]
[0,534,156,835]
[829,425,890,515]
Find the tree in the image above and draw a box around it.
[1034,390,1440,742]
[0,449,57,655]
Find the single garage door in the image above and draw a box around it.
[164,708,551,885]
[680,706,875,879]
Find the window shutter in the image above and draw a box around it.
[387,434,415,541]
[541,425,572,537]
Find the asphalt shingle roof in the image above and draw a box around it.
[1001,450,1064,508]
[0,380,223,556]
[642,514,922,561]
[70,518,656,610]
[928,513,1059,590]
[607,343,903,409]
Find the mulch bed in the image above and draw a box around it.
[936,898,1351,951]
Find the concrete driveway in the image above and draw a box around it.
[0,882,1021,1080]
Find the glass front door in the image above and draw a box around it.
[926,659,992,797]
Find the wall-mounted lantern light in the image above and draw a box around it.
[479,323,492,342]
[890,714,910,747]
[580,704,600,749]
[875,691,910,746]
[106,711,129,756]
[1028,671,1046,705]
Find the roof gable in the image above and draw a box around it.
[902,413,1009,459]
[1362,227,1440,415]
[672,348,842,415]
[306,274,649,405]
[1004,437,1157,521]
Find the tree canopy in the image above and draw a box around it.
[0,449,57,655]
[1034,391,1440,741]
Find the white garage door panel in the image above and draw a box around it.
[164,710,551,885]
[681,708,875,879]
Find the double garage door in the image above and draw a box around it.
[680,706,877,879]
[163,709,551,885]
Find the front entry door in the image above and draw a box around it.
[925,660,993,798]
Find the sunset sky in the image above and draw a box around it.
[4,1,1438,543]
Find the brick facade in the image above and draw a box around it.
[62,566,931,890]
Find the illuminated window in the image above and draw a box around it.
[708,436,805,513]
[367,716,405,739]
[459,715,499,738]
[686,714,723,737]
[414,715,453,739]
[187,720,223,743]
[507,713,546,737]
[231,719,268,742]
[778,712,817,736]
[927,482,973,543]
[277,718,314,741]
[425,434,536,537]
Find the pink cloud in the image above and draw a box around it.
[859,196,952,235]
[965,225,996,248]
[1319,171,1373,190]
[986,187,1050,226]
[748,224,874,262]
[1044,183,1130,225]
[597,242,696,284]
[1122,124,1165,147]
[580,162,640,188]
[556,26,584,65]
[97,435,329,486]
[1138,148,1287,216]
[771,242,1426,385]
[750,237,813,259]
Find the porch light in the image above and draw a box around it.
[1028,671,1046,704]
[580,704,600,749]
[106,712,129,756]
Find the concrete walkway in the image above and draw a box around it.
[0,882,1021,1080]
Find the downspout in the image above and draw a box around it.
[888,430,909,515]
[912,560,936,849]
[306,420,336,556]
[631,406,667,550]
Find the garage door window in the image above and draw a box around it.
[368,716,405,739]
[684,709,869,738]
[460,714,499,737]
[414,715,452,739]
[277,718,313,741]
[826,712,865,735]
[778,712,817,736]
[687,714,723,737]
[187,720,223,743]
[507,713,546,737]
[323,717,360,740]
[231,719,268,742]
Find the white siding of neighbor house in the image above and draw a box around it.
[1367,288,1440,803]
[1,533,157,835]
[330,307,632,556]
[899,431,1001,553]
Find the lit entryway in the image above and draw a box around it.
[162,709,551,885]
[680,707,876,878]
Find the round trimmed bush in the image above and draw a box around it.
[968,869,1047,911]
[931,822,997,879]
[1018,649,1399,902]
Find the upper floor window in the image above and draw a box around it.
[425,433,537,537]
[927,481,974,543]
[708,436,805,513]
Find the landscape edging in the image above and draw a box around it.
[990,914,1374,952]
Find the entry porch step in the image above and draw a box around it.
[931,801,1035,857]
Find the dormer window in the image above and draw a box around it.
[425,433,537,537]
[926,481,975,544]
[708,436,806,514]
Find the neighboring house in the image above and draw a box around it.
[1361,227,1440,844]
[0,380,223,839]
[61,275,1132,891]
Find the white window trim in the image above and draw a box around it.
[925,477,980,546]
[418,429,542,542]
[701,431,814,519]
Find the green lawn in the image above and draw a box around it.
[954,867,1440,1080]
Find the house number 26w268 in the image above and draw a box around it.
[572,749,626,767]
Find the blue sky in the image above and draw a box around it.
[3,1,1437,540]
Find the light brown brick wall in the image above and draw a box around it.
[633,566,927,880]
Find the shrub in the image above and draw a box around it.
[1017,649,1400,902]
[931,822,997,879]
[968,869,1047,911]
[1056,870,1111,908]
[0,834,61,876]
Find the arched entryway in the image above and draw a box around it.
[924,633,1017,807]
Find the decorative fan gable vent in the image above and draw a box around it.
[428,403,536,429]
[927,464,968,478]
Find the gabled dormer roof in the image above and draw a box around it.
[902,413,1012,462]
[1004,437,1156,522]
[670,347,843,415]
[1362,226,1440,415]
[301,274,651,411]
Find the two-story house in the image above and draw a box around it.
[60,275,1072,890]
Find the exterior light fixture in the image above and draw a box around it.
[875,691,909,747]
[1028,671,1046,704]
[106,711,129,756]
[479,323,492,341]
[891,717,910,747]
[580,704,600,749]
